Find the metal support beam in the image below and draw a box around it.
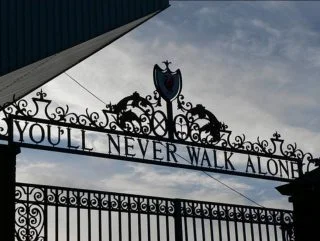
[174,199,183,241]
[0,144,20,241]
[277,167,320,241]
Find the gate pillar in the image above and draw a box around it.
[174,199,183,241]
[277,167,320,241]
[0,144,20,241]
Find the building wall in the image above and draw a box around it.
[0,0,169,76]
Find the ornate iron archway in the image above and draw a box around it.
[0,62,316,182]
[0,61,317,241]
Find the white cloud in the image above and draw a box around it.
[251,19,281,37]
[13,2,319,214]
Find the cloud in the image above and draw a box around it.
[16,149,266,207]
[12,2,319,213]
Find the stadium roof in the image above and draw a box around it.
[0,0,169,109]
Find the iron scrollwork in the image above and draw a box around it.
[175,95,221,143]
[281,222,295,241]
[15,183,176,216]
[15,186,45,241]
[0,89,168,138]
[0,89,314,168]
[110,91,167,137]
[180,199,294,225]
[15,182,294,241]
[0,62,317,174]
[175,94,314,172]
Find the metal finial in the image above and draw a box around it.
[273,131,281,140]
[162,60,172,69]
[36,89,47,100]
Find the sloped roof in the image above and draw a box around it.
[0,0,169,109]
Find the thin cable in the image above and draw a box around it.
[173,150,265,208]
[65,72,107,105]
[66,72,264,207]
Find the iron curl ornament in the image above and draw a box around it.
[0,62,317,181]
[15,182,294,241]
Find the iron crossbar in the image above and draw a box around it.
[15,182,294,241]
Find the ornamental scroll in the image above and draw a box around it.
[0,62,316,182]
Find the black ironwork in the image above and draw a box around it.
[1,145,20,241]
[15,182,294,241]
[153,60,182,102]
[0,62,316,182]
[0,61,312,241]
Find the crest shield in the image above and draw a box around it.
[153,61,182,102]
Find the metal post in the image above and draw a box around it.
[0,144,20,241]
[298,161,304,177]
[174,199,183,241]
[166,100,174,140]
[277,167,320,241]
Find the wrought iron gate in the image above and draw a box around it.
[2,62,314,241]
[15,182,294,241]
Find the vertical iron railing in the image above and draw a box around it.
[15,182,294,241]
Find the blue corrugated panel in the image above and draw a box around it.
[0,0,169,76]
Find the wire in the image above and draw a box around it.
[65,72,107,106]
[169,149,265,208]
[66,71,265,208]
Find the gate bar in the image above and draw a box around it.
[1,144,20,241]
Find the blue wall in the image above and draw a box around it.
[0,0,169,76]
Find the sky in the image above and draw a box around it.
[11,1,320,210]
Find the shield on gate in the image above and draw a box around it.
[153,61,182,102]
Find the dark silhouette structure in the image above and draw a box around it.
[15,182,293,241]
[1,61,316,241]
[1,1,169,240]
[0,1,318,240]
[0,0,169,109]
[1,145,20,241]
[0,0,169,76]
[0,63,312,182]
[277,167,320,241]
